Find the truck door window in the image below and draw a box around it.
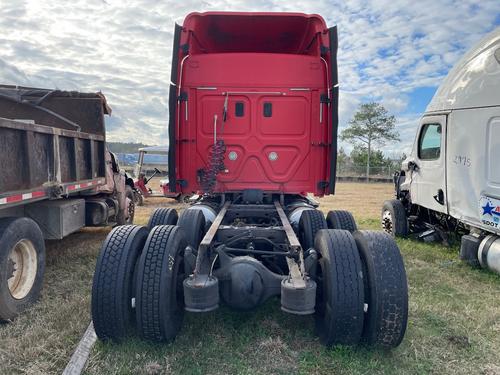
[418,123,441,160]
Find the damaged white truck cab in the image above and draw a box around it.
[383,28,500,274]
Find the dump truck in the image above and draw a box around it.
[92,12,408,348]
[0,85,135,320]
[382,28,500,274]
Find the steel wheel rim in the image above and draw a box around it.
[7,239,38,300]
[382,210,393,234]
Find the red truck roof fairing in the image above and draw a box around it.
[168,12,338,196]
[182,12,328,54]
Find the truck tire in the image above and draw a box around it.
[299,209,327,250]
[353,230,408,348]
[117,186,136,225]
[313,229,365,346]
[136,225,187,342]
[381,200,408,237]
[147,208,178,231]
[91,225,148,341]
[125,186,135,224]
[176,194,191,203]
[134,190,144,206]
[177,209,206,249]
[0,217,45,321]
[326,210,358,232]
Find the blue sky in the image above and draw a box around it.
[0,0,499,155]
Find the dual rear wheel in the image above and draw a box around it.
[300,209,408,348]
[298,209,358,250]
[93,207,408,348]
[92,207,205,343]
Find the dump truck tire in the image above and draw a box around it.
[381,200,408,237]
[313,229,364,346]
[91,225,148,341]
[147,208,178,231]
[326,210,357,232]
[353,230,408,348]
[125,186,135,224]
[136,225,187,342]
[116,186,136,225]
[0,217,45,321]
[299,209,327,250]
[135,191,144,206]
[177,209,206,249]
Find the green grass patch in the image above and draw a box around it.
[84,224,500,375]
[0,198,499,375]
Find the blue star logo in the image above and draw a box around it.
[482,201,495,216]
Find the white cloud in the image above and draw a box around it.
[0,0,498,147]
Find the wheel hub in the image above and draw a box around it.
[7,239,38,300]
[382,210,393,234]
[7,258,16,280]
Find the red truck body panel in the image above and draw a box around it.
[169,12,338,196]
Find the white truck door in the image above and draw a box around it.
[411,115,448,214]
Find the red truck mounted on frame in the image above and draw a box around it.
[92,12,409,348]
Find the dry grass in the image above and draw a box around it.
[0,195,184,375]
[315,182,394,219]
[0,182,499,375]
[0,228,107,374]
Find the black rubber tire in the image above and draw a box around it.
[147,208,178,231]
[177,209,206,249]
[298,209,327,250]
[176,194,191,203]
[125,186,135,224]
[135,191,144,206]
[313,229,365,346]
[0,217,45,321]
[136,225,187,342]
[353,230,408,348]
[116,186,136,225]
[326,210,358,232]
[382,200,408,237]
[91,225,148,341]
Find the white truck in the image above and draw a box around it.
[382,28,500,274]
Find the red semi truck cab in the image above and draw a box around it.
[92,13,409,348]
[168,12,338,197]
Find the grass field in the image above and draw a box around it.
[0,183,499,375]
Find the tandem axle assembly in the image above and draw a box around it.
[91,193,408,348]
[183,200,317,315]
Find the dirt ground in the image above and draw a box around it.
[0,182,499,375]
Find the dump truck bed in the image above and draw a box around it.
[0,85,109,208]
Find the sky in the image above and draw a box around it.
[1,0,499,155]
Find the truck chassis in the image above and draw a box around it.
[92,193,408,348]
